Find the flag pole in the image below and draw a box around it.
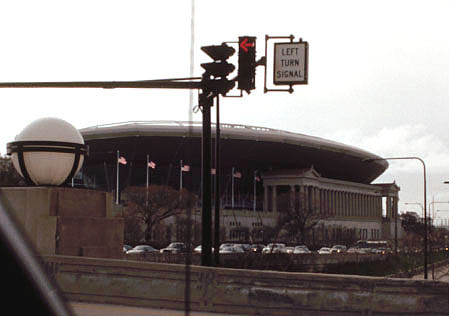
[253,171,257,212]
[180,160,183,190]
[146,154,150,206]
[232,167,235,209]
[146,154,150,188]
[116,150,119,205]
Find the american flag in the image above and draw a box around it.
[255,176,261,182]
[118,156,127,165]
[148,161,156,169]
[211,168,216,175]
[233,171,242,179]
[181,164,190,172]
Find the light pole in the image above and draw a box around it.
[363,156,428,279]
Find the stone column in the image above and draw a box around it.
[263,185,269,212]
[329,190,335,216]
[386,196,391,218]
[337,191,342,216]
[352,193,356,217]
[318,189,324,214]
[272,185,277,213]
[324,189,329,215]
[290,185,295,211]
[376,196,379,217]
[358,194,362,217]
[310,187,315,210]
[361,194,365,217]
[344,192,348,217]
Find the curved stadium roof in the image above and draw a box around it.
[80,121,388,184]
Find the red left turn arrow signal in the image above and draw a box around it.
[240,38,255,52]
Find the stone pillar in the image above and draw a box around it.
[272,185,277,213]
[310,187,315,210]
[344,192,348,217]
[357,194,361,217]
[290,185,295,211]
[329,190,335,216]
[386,196,391,218]
[324,190,329,215]
[263,185,268,212]
[392,196,398,219]
[378,196,382,217]
[337,191,342,216]
[299,185,308,209]
[318,189,324,214]
[361,194,365,217]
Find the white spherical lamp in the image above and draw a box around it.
[7,118,88,186]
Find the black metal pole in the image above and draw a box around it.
[423,161,428,280]
[0,79,202,90]
[214,95,221,266]
[201,93,213,266]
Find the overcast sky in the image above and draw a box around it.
[1,0,448,222]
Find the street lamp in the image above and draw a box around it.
[363,156,428,279]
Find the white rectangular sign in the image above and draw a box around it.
[274,41,308,85]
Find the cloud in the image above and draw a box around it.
[325,124,449,174]
[324,125,449,217]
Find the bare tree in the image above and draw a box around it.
[124,185,197,243]
[0,156,25,186]
[277,191,330,245]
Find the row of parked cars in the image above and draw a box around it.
[124,243,390,255]
[124,243,187,254]
[124,242,313,255]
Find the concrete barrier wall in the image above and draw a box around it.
[125,252,386,273]
[42,255,449,315]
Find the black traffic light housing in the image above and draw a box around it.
[201,43,236,96]
[237,36,256,93]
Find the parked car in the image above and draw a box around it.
[126,245,159,254]
[220,245,245,254]
[286,246,295,254]
[232,244,246,253]
[123,245,132,253]
[293,245,311,254]
[262,243,287,254]
[330,245,347,254]
[377,247,389,254]
[240,243,252,252]
[357,248,371,254]
[219,243,235,250]
[250,244,265,253]
[193,245,215,253]
[346,247,359,254]
[160,242,187,254]
[317,247,332,254]
[219,246,236,254]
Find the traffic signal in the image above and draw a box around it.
[237,36,256,93]
[201,44,236,96]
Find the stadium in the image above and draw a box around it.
[79,121,401,246]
